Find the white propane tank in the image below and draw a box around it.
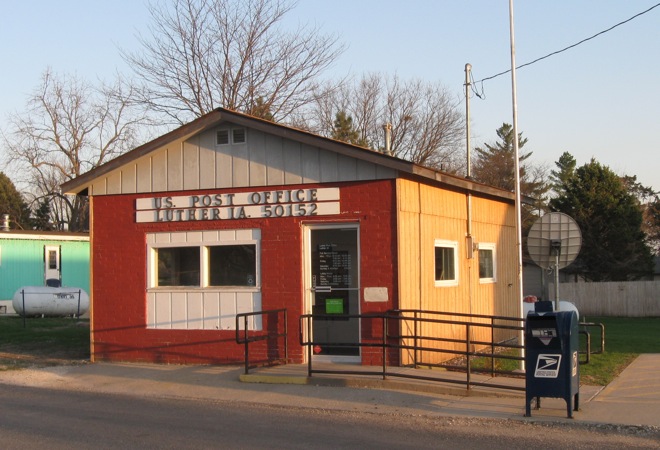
[12,286,89,317]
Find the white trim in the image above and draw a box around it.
[146,229,261,289]
[0,233,89,242]
[303,222,361,364]
[216,127,247,146]
[478,242,497,284]
[434,239,459,287]
[232,128,247,144]
[146,229,262,330]
[216,129,230,145]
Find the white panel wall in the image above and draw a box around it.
[183,140,200,190]
[87,126,397,194]
[199,132,216,189]
[167,145,183,191]
[147,291,262,330]
[136,156,152,193]
[265,133,285,185]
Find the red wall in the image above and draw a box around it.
[90,180,398,365]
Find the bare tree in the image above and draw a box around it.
[1,69,147,231]
[123,0,344,125]
[305,74,465,172]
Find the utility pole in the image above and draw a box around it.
[465,63,472,179]
[509,0,525,366]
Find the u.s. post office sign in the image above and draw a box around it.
[135,188,340,223]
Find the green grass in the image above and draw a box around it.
[469,349,521,373]
[468,317,660,386]
[578,316,660,386]
[0,316,90,370]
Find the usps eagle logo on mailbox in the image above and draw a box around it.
[534,354,562,378]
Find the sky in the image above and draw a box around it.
[1,0,658,192]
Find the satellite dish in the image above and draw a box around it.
[527,212,581,270]
[527,212,582,311]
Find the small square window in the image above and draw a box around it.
[478,243,497,283]
[434,240,458,287]
[232,128,246,144]
[216,129,230,145]
[157,247,200,286]
[209,244,256,286]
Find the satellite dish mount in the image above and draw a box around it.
[527,213,582,311]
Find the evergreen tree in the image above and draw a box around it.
[0,172,31,230]
[645,197,660,255]
[549,151,577,197]
[473,123,530,191]
[248,97,275,122]
[549,160,654,281]
[621,175,660,255]
[32,198,54,231]
[472,123,549,232]
[331,111,368,147]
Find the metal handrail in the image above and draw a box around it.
[300,311,527,392]
[389,309,525,378]
[299,310,605,392]
[236,308,288,375]
[580,322,605,353]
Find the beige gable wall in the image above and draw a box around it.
[89,126,396,196]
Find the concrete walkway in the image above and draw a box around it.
[0,354,658,430]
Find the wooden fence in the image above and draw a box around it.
[548,280,660,317]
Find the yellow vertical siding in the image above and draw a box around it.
[396,179,519,364]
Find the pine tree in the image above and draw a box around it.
[549,160,654,281]
[331,111,368,147]
[549,151,577,198]
[0,172,31,230]
[472,123,548,233]
[32,198,54,231]
[248,97,274,122]
[472,123,530,191]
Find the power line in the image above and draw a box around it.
[472,2,660,97]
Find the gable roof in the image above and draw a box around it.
[60,107,514,201]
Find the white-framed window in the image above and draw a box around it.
[216,127,247,146]
[232,128,246,144]
[478,243,497,283]
[216,129,230,145]
[434,239,458,287]
[147,230,260,290]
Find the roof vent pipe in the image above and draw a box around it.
[2,214,10,231]
[383,123,392,156]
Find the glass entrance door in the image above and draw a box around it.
[306,225,360,361]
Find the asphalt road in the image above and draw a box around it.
[0,383,657,449]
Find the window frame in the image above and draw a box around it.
[216,129,230,145]
[216,127,247,146]
[434,239,459,287]
[232,128,247,144]
[478,242,497,283]
[207,243,258,287]
[147,231,260,291]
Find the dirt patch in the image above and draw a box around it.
[0,320,91,371]
[0,346,90,370]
